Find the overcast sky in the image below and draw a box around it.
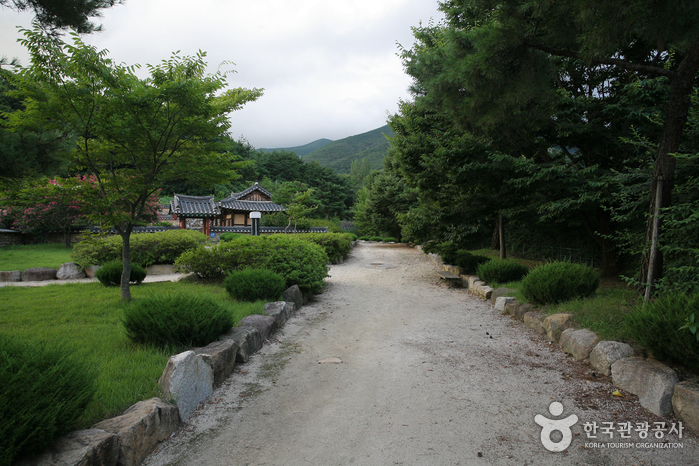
[1,0,442,149]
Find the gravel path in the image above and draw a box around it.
[144,242,697,465]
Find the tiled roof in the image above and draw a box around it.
[170,194,220,217]
[229,182,273,200]
[218,199,285,212]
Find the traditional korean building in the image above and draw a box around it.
[169,182,285,236]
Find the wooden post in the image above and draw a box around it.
[203,218,210,237]
[645,176,664,302]
[180,217,186,229]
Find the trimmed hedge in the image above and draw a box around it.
[294,233,353,264]
[476,259,529,284]
[175,234,329,293]
[0,334,96,465]
[95,260,147,287]
[71,229,208,268]
[521,261,599,305]
[122,292,233,348]
[626,294,699,370]
[224,269,286,302]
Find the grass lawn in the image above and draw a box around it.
[0,243,74,272]
[0,280,265,429]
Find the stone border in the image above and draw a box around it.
[0,263,177,283]
[30,284,309,466]
[446,265,698,434]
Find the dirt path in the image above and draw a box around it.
[145,242,697,465]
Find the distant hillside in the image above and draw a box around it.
[260,138,333,157]
[303,125,394,174]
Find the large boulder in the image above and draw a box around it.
[589,341,635,376]
[238,314,276,340]
[21,267,57,281]
[193,339,239,386]
[220,326,263,363]
[285,301,297,318]
[94,398,180,466]
[83,265,101,279]
[0,270,21,282]
[57,262,86,280]
[146,264,175,275]
[283,285,303,310]
[523,311,546,334]
[542,313,576,342]
[264,301,289,327]
[612,357,678,416]
[15,429,119,466]
[559,328,599,360]
[672,381,699,434]
[158,351,213,420]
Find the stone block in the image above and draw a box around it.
[0,270,21,282]
[443,264,464,276]
[158,351,213,420]
[94,398,180,466]
[21,267,57,281]
[560,328,600,360]
[543,313,576,342]
[523,311,546,334]
[612,357,678,416]
[146,264,175,275]
[283,285,303,311]
[491,287,518,304]
[459,274,470,288]
[193,339,239,386]
[481,286,494,300]
[589,341,635,376]
[467,276,480,289]
[494,296,516,312]
[16,429,119,466]
[57,262,86,280]
[84,265,101,278]
[264,301,288,326]
[672,381,699,434]
[512,303,534,321]
[239,314,276,340]
[220,326,263,363]
[285,301,297,317]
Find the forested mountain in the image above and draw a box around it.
[260,138,333,157]
[302,125,395,174]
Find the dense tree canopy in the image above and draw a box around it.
[1,0,121,34]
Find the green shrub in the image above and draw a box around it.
[224,268,286,302]
[122,292,233,348]
[382,237,397,243]
[175,235,328,293]
[454,251,491,274]
[345,233,358,241]
[476,259,529,284]
[430,241,460,265]
[294,233,353,264]
[369,236,383,242]
[96,260,147,287]
[0,334,96,465]
[219,232,243,242]
[71,229,208,268]
[626,294,699,370]
[520,261,599,305]
[357,236,371,241]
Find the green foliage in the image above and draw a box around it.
[0,333,96,465]
[453,251,491,274]
[626,294,699,370]
[122,291,233,349]
[219,232,243,242]
[521,262,600,305]
[476,259,529,284]
[96,260,146,287]
[680,313,699,342]
[382,237,397,243]
[369,236,382,242]
[357,236,370,241]
[303,125,395,173]
[224,269,286,302]
[294,233,353,264]
[71,230,208,268]
[175,235,328,293]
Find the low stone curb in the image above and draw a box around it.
[0,263,176,284]
[455,269,699,434]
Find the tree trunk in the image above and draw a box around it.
[639,38,699,293]
[498,213,506,260]
[118,225,134,301]
[580,209,619,276]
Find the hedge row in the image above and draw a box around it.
[293,233,354,264]
[71,230,208,268]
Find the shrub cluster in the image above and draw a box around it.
[294,233,353,264]
[96,260,147,287]
[175,234,329,293]
[476,259,529,284]
[219,232,243,242]
[224,269,286,302]
[454,251,491,274]
[520,261,599,305]
[122,292,233,348]
[0,334,96,465]
[71,229,208,268]
[625,294,699,370]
